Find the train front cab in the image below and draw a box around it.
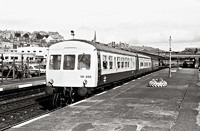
[45,41,98,107]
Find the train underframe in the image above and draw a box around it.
[45,75,138,108]
[45,86,94,108]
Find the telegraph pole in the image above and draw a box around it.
[169,36,172,77]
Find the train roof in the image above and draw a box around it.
[51,39,164,59]
[58,39,137,56]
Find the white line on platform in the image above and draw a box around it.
[0,88,3,91]
[12,114,49,128]
[18,84,33,88]
[138,78,141,79]
[113,86,121,90]
[96,91,107,96]
[124,82,129,85]
[69,99,87,106]
[132,80,135,81]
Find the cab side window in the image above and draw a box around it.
[78,54,91,70]
[49,55,61,70]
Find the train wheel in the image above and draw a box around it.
[52,93,61,108]
[69,92,75,104]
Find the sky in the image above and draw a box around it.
[0,0,200,51]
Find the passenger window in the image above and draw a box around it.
[140,62,143,67]
[144,62,148,67]
[127,58,130,68]
[109,56,113,69]
[125,58,128,68]
[103,55,107,69]
[117,57,120,68]
[63,55,75,70]
[114,57,116,69]
[78,54,90,70]
[121,57,124,68]
[49,55,61,70]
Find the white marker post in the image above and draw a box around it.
[169,36,172,78]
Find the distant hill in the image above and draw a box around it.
[130,45,165,55]
[0,30,64,41]
[0,30,65,47]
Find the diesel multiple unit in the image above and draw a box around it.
[45,39,165,107]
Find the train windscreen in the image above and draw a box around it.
[63,55,75,70]
[49,55,61,70]
[78,54,91,70]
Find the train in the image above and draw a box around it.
[45,39,165,107]
[0,52,36,63]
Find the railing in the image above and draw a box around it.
[1,54,44,83]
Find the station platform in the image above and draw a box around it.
[9,68,200,131]
[0,76,46,92]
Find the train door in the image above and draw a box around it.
[98,52,101,76]
[135,54,139,75]
[150,57,153,70]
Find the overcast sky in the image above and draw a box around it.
[0,0,200,51]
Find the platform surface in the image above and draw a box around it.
[9,68,200,131]
[0,76,46,91]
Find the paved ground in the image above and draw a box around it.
[8,68,200,131]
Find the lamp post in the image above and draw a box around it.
[71,30,75,39]
[1,54,3,82]
[169,36,172,77]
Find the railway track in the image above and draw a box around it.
[0,86,51,131]
[0,83,122,131]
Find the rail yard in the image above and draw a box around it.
[0,39,200,131]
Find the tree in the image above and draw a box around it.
[15,32,21,38]
[44,35,49,38]
[15,32,21,41]
[23,33,29,39]
[36,33,44,40]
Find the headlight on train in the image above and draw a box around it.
[45,79,54,95]
[46,79,54,87]
[83,79,88,86]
